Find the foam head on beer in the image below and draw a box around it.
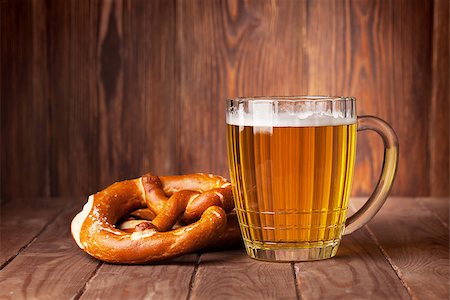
[226,97,356,127]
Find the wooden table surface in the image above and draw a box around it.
[0,197,448,299]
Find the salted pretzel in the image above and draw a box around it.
[71,173,242,264]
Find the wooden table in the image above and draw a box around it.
[1,197,448,299]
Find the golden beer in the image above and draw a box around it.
[226,96,399,261]
[226,123,357,258]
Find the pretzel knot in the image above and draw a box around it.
[71,173,242,264]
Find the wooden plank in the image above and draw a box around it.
[415,197,449,227]
[95,0,177,188]
[46,0,83,195]
[89,0,176,187]
[305,0,433,196]
[0,198,100,299]
[0,198,65,268]
[304,0,381,196]
[3,196,446,298]
[190,250,298,300]
[122,0,177,178]
[430,0,449,196]
[294,227,410,299]
[353,197,449,299]
[177,0,308,177]
[47,0,118,194]
[0,0,51,198]
[1,0,444,198]
[80,255,197,299]
[48,0,100,195]
[2,0,177,198]
[381,0,432,196]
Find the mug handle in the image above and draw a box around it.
[344,115,399,235]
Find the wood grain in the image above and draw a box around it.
[47,0,99,196]
[128,0,177,178]
[1,0,176,198]
[80,255,196,300]
[430,0,449,196]
[96,0,176,188]
[177,0,308,177]
[0,0,51,198]
[0,198,65,268]
[48,0,176,195]
[386,0,433,196]
[0,199,101,300]
[304,0,385,195]
[295,227,410,299]
[415,197,449,228]
[1,197,448,299]
[1,0,448,198]
[304,0,433,196]
[190,249,298,300]
[352,197,449,299]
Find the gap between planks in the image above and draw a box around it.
[294,224,411,298]
[348,199,414,299]
[350,197,449,300]
[363,225,415,298]
[0,198,103,299]
[186,254,201,300]
[73,262,104,300]
[291,262,301,300]
[188,252,301,300]
[2,197,447,299]
[0,212,61,270]
[0,198,68,270]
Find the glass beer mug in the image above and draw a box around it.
[226,96,398,261]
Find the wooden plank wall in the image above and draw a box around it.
[1,0,448,199]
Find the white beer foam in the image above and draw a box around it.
[226,100,356,127]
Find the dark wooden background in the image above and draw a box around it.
[1,0,448,199]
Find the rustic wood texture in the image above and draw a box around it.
[1,0,448,198]
[48,0,99,196]
[1,0,51,198]
[352,197,450,300]
[416,197,449,228]
[0,199,101,299]
[295,227,410,299]
[0,198,65,268]
[80,255,196,300]
[94,0,176,190]
[304,0,434,196]
[0,197,447,299]
[430,0,450,196]
[190,250,298,299]
[177,0,308,177]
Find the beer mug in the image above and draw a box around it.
[226,96,398,261]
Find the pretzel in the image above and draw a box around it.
[71,173,241,264]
